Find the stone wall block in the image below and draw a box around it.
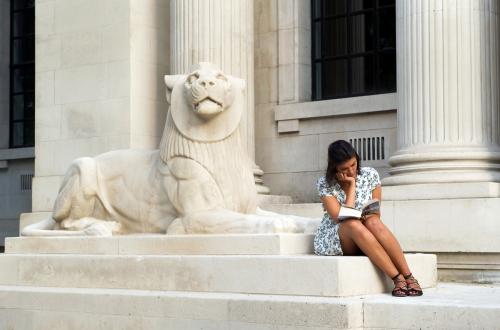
[36,35,61,72]
[35,105,62,142]
[35,71,55,107]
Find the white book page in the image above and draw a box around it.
[338,206,362,221]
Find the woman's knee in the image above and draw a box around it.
[341,220,370,238]
[363,216,386,236]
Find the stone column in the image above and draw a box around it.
[384,0,500,187]
[170,0,270,193]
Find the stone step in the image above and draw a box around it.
[5,234,315,255]
[261,203,324,219]
[0,283,498,329]
[0,253,436,297]
[362,283,500,329]
[0,285,363,330]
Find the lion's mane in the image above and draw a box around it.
[159,110,257,214]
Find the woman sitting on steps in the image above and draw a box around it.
[314,139,423,297]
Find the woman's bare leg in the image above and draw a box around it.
[339,219,399,278]
[362,215,411,276]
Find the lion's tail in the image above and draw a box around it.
[21,218,88,236]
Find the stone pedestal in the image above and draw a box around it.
[1,235,436,297]
[0,235,437,329]
[4,236,500,329]
[2,235,499,329]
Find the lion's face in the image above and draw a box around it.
[184,68,235,120]
[164,62,245,142]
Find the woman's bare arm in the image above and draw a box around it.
[320,196,342,224]
[337,173,356,207]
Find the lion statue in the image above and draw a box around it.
[22,62,318,236]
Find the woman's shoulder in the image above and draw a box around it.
[316,175,328,188]
[359,166,379,176]
[316,175,342,197]
[359,167,381,188]
[317,175,339,187]
[359,166,381,182]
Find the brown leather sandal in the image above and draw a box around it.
[404,273,423,296]
[391,274,408,297]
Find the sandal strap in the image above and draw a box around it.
[405,274,423,292]
[404,273,419,283]
[392,284,408,296]
[391,273,409,296]
[393,278,407,288]
[391,273,401,281]
[404,274,419,284]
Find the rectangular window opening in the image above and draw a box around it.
[9,0,35,148]
[311,0,396,101]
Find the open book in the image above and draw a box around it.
[337,199,380,222]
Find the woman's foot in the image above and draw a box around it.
[404,273,423,296]
[391,274,408,297]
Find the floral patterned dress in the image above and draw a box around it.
[314,167,381,256]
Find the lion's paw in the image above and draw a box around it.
[166,218,187,235]
[83,222,113,236]
[274,216,302,233]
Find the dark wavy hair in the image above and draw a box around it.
[325,140,361,185]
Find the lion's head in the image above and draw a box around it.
[184,65,235,119]
[164,62,245,142]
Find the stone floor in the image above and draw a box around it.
[1,235,497,329]
[362,282,500,329]
[0,282,498,329]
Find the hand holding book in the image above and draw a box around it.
[337,199,380,222]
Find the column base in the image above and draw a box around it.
[382,181,500,200]
[437,252,500,284]
[382,189,500,254]
[384,147,500,185]
[381,186,500,283]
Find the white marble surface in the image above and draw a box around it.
[0,283,497,329]
[0,253,435,297]
[6,234,315,255]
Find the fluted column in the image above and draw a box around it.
[170,0,269,193]
[170,0,253,156]
[384,0,500,185]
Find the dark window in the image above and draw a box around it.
[312,0,396,100]
[10,0,35,148]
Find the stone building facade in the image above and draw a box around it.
[0,0,499,282]
[0,0,35,247]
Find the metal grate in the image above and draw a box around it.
[20,174,34,191]
[349,137,385,161]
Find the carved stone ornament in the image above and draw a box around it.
[22,63,319,236]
